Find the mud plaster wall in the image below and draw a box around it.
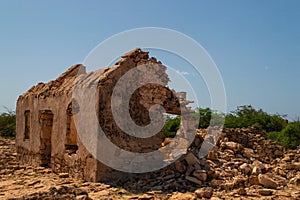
[16,65,96,181]
[16,48,191,182]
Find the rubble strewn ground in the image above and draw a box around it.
[1,127,300,199]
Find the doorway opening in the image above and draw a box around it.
[39,110,53,167]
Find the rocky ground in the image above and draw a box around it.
[1,127,300,199]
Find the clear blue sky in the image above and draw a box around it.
[0,1,299,119]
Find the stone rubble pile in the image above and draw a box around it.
[1,126,300,199]
[0,138,19,180]
[116,126,300,199]
[1,137,92,200]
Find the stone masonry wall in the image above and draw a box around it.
[97,48,184,154]
[16,48,193,183]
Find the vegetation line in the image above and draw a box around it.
[1,105,299,149]
[163,105,300,149]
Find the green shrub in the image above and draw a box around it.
[268,122,300,149]
[0,109,16,137]
[266,131,279,141]
[162,115,180,138]
[224,105,287,132]
[195,107,211,129]
[193,107,225,128]
[210,112,225,127]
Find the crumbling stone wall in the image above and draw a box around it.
[97,48,182,154]
[16,48,192,182]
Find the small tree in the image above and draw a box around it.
[0,108,16,137]
[162,115,181,138]
[210,111,225,127]
[193,107,212,129]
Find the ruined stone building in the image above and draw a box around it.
[16,48,194,182]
